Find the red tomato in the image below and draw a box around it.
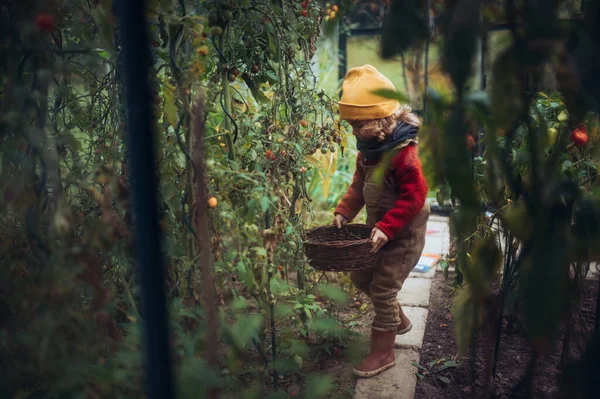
[571,125,588,147]
[35,13,55,32]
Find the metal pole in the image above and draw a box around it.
[115,1,175,398]
[478,27,487,156]
[338,25,347,88]
[423,0,431,114]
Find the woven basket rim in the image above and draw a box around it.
[303,223,371,248]
[303,224,372,247]
[303,238,370,246]
[306,223,371,231]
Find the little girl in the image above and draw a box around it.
[333,65,430,378]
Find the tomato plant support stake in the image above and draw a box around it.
[192,94,220,398]
[219,32,235,161]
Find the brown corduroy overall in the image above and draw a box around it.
[350,142,430,332]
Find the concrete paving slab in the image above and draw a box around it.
[354,348,420,399]
[409,265,437,279]
[398,278,432,307]
[423,236,446,256]
[394,307,428,349]
[426,222,449,234]
[428,214,450,223]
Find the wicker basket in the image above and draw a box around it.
[304,224,378,272]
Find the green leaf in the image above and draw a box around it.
[310,317,341,335]
[264,69,279,84]
[439,259,450,279]
[269,278,291,295]
[452,287,478,356]
[254,247,267,257]
[232,297,250,310]
[163,87,178,129]
[260,196,270,212]
[93,48,111,61]
[242,74,270,104]
[317,285,349,303]
[248,149,258,161]
[302,375,333,398]
[371,89,410,103]
[273,358,301,374]
[229,314,263,348]
[501,201,532,241]
[437,375,451,384]
[411,361,427,371]
[274,303,294,319]
[440,360,459,370]
[561,160,573,172]
[290,339,309,356]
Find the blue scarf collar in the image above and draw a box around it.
[356,121,418,162]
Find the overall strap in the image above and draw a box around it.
[387,139,418,190]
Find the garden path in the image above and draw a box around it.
[354,215,450,399]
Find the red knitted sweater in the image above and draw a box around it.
[334,144,428,239]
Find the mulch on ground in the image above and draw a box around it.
[415,271,599,399]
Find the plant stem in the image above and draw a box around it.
[219,32,235,161]
[265,210,278,391]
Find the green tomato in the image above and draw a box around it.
[210,26,223,36]
[502,201,532,241]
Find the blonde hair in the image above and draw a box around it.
[348,105,422,142]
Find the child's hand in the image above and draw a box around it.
[370,228,389,253]
[333,214,348,229]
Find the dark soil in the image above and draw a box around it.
[415,271,599,399]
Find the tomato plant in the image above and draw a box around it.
[0,1,350,397]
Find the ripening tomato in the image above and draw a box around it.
[466,135,475,151]
[35,13,55,32]
[571,125,588,147]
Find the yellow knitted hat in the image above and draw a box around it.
[338,65,400,121]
